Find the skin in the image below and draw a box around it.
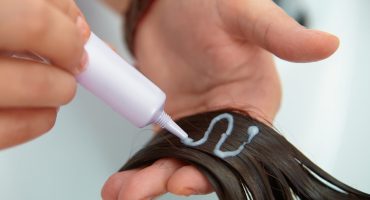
[0,0,90,149]
[0,0,339,199]
[103,0,131,13]
[101,0,339,199]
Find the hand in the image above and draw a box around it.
[0,0,90,149]
[103,0,131,13]
[102,0,339,199]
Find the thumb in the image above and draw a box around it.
[47,0,91,42]
[238,0,339,62]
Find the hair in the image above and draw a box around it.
[119,110,370,200]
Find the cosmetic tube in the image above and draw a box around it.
[77,33,188,140]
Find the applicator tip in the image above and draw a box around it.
[155,111,189,140]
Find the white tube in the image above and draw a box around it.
[77,33,188,140]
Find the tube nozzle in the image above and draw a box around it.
[155,112,188,140]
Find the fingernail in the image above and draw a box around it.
[76,50,88,74]
[76,16,90,44]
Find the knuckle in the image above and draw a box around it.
[56,30,84,72]
[49,0,70,13]
[107,173,123,186]
[101,174,123,199]
[166,176,179,193]
[65,0,77,16]
[124,175,142,192]
[22,1,49,38]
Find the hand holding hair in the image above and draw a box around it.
[119,110,370,199]
[125,0,339,123]
[102,0,340,199]
[0,0,90,149]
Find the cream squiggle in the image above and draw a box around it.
[181,113,259,159]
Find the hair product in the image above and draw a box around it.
[120,110,370,199]
[77,33,188,140]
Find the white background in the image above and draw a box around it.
[0,0,369,199]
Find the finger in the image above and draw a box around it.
[47,0,91,41]
[0,57,77,107]
[101,170,139,200]
[250,0,340,62]
[0,108,57,149]
[47,0,80,20]
[118,158,184,200]
[104,0,131,13]
[222,0,339,62]
[0,0,84,74]
[168,165,213,196]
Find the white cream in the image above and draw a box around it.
[182,113,259,159]
[246,126,259,144]
[182,113,234,146]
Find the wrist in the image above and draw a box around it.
[165,68,281,123]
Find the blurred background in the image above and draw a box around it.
[0,0,369,199]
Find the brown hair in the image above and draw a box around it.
[119,110,370,199]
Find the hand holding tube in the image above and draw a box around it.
[0,0,89,149]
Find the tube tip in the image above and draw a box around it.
[164,119,189,140]
[155,112,188,140]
